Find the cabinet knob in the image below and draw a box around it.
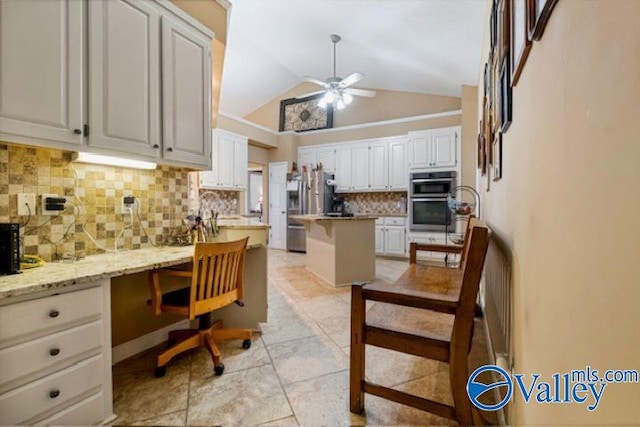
[49,309,60,318]
[49,389,61,399]
[152,144,160,149]
[166,147,174,152]
[50,347,61,356]
[73,129,82,135]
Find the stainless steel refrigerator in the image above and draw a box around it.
[286,171,335,252]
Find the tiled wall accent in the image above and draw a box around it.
[196,189,239,216]
[0,143,190,261]
[343,191,408,214]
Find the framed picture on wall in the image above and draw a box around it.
[492,53,502,133]
[493,132,503,181]
[490,0,498,50]
[497,0,511,64]
[529,0,559,40]
[511,0,533,85]
[500,55,513,132]
[279,94,334,132]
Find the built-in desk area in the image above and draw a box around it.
[0,224,268,426]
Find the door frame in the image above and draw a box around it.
[268,161,288,250]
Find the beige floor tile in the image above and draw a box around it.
[189,336,271,378]
[316,314,352,347]
[284,370,365,427]
[267,335,348,385]
[364,345,442,387]
[129,410,186,426]
[295,294,351,322]
[113,361,190,425]
[187,364,293,426]
[260,312,325,346]
[258,415,300,426]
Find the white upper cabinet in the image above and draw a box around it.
[89,0,161,158]
[0,0,83,146]
[0,0,213,169]
[335,146,352,192]
[298,147,317,171]
[351,143,370,191]
[161,15,211,168]
[368,140,389,191]
[408,126,459,169]
[201,129,247,191]
[316,146,336,173]
[388,138,408,190]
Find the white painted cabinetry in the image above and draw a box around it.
[375,217,407,256]
[408,126,459,169]
[316,146,336,172]
[0,0,84,146]
[200,129,248,190]
[369,140,389,191]
[388,138,408,190]
[298,147,317,171]
[408,232,448,262]
[335,146,353,192]
[351,143,370,191]
[298,146,336,173]
[0,0,213,169]
[0,282,113,426]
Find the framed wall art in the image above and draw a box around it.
[500,54,513,132]
[493,132,503,181]
[511,0,533,85]
[497,0,511,64]
[529,0,559,40]
[279,94,333,132]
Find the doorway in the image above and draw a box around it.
[268,161,288,250]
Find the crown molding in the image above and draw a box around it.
[217,109,462,137]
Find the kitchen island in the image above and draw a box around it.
[291,215,377,287]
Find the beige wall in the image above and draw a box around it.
[476,1,640,424]
[461,85,478,190]
[245,82,461,131]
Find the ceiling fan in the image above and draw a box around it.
[297,34,376,110]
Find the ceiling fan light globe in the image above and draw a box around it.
[318,98,328,108]
[336,99,346,110]
[324,91,334,103]
[343,92,353,105]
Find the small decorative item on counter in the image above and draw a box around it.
[20,254,46,270]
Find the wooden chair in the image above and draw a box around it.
[409,214,476,266]
[148,237,252,377]
[350,219,490,425]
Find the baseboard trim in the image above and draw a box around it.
[111,320,190,365]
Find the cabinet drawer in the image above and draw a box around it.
[0,321,103,391]
[374,217,384,226]
[0,354,103,425]
[34,391,104,426]
[0,287,102,345]
[384,217,406,227]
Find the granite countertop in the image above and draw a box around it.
[291,214,379,221]
[0,243,262,300]
[363,213,407,217]
[217,218,269,229]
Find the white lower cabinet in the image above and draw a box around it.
[408,232,448,262]
[0,282,112,426]
[375,217,407,256]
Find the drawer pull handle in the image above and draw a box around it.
[50,348,60,356]
[49,309,60,318]
[50,389,61,399]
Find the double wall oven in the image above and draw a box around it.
[409,171,456,231]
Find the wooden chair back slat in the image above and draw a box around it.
[188,238,249,318]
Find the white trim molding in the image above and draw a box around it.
[218,109,462,138]
[111,319,190,365]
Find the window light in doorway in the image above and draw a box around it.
[72,152,157,170]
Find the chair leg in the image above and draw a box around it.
[209,328,252,342]
[157,332,200,367]
[203,333,222,368]
[350,283,366,414]
[449,352,474,425]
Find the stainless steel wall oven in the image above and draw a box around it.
[409,171,456,231]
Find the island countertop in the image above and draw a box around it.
[0,244,262,300]
[290,214,379,221]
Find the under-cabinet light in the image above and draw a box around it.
[72,152,157,170]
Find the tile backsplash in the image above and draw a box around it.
[343,192,408,214]
[0,143,191,261]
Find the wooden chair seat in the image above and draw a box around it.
[350,219,490,425]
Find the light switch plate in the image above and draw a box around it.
[41,193,61,216]
[17,193,36,216]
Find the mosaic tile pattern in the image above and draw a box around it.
[0,143,191,261]
[197,189,238,216]
[343,192,408,214]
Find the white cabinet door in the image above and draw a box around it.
[351,143,370,191]
[369,141,389,191]
[335,147,352,192]
[375,227,385,254]
[161,15,211,167]
[385,227,406,256]
[0,0,83,146]
[432,128,457,168]
[388,138,408,190]
[317,146,336,172]
[234,138,248,190]
[298,148,317,171]
[216,131,236,188]
[409,134,431,169]
[89,0,160,158]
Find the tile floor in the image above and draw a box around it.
[112,250,495,426]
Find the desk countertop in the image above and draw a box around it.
[290,214,378,222]
[0,244,262,300]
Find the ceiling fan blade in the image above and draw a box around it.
[295,90,326,99]
[302,76,328,87]
[339,72,364,88]
[345,88,376,98]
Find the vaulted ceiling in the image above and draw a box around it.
[219,0,488,118]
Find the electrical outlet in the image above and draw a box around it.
[121,195,135,214]
[17,193,37,216]
[41,193,65,215]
